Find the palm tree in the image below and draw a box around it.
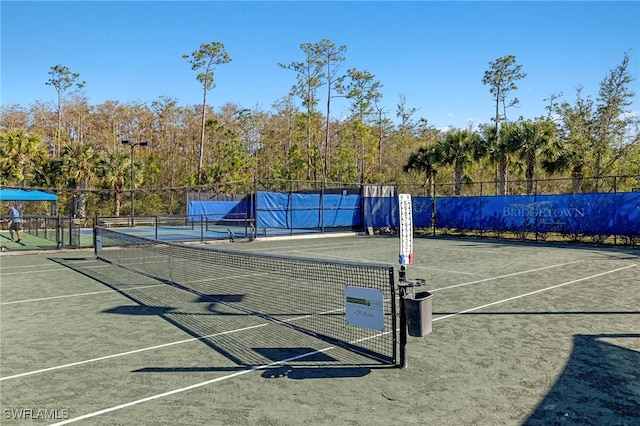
[31,157,64,189]
[97,151,131,216]
[511,119,557,194]
[542,90,593,193]
[0,130,49,186]
[403,144,440,196]
[438,129,480,195]
[60,143,99,218]
[478,122,520,195]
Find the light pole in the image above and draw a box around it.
[121,140,149,224]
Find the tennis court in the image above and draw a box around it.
[1,235,638,425]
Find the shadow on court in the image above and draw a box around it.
[49,257,386,379]
[524,333,640,425]
[132,365,374,380]
[1,236,634,425]
[133,347,377,380]
[430,311,639,424]
[434,310,640,316]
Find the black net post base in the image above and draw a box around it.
[398,273,428,369]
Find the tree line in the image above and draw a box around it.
[1,40,638,218]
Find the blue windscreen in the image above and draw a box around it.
[613,193,640,234]
[411,197,433,228]
[192,192,639,236]
[256,191,290,228]
[433,193,640,235]
[188,199,252,221]
[363,196,398,228]
[433,196,483,230]
[321,192,362,227]
[256,191,361,229]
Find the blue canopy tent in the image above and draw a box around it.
[0,188,58,215]
[0,188,58,202]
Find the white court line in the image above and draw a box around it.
[0,285,165,306]
[57,265,632,424]
[287,247,476,276]
[0,260,589,375]
[51,262,636,425]
[0,263,109,276]
[0,263,64,271]
[0,267,84,276]
[289,249,393,266]
[430,260,584,292]
[258,245,481,276]
[1,292,347,381]
[404,263,477,276]
[0,261,92,270]
[51,345,336,426]
[242,240,362,253]
[433,263,636,321]
[295,251,477,276]
[180,271,271,285]
[0,323,269,382]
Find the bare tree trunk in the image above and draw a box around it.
[307,115,312,181]
[197,90,208,187]
[114,189,122,217]
[454,160,463,196]
[571,165,584,193]
[56,91,62,156]
[525,154,535,194]
[499,154,509,195]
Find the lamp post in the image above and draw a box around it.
[121,140,149,224]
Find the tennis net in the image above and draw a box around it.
[94,227,397,364]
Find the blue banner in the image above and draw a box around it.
[196,192,640,236]
[614,192,640,235]
[433,192,640,235]
[433,196,482,230]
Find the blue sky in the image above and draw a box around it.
[2,1,639,130]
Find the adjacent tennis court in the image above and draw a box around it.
[1,235,638,425]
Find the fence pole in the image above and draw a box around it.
[614,176,617,245]
[431,176,437,236]
[479,182,484,237]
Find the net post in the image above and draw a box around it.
[68,215,73,247]
[57,214,62,249]
[399,265,408,368]
[93,215,97,257]
[399,276,429,368]
[398,194,414,368]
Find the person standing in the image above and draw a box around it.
[7,203,22,242]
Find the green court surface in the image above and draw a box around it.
[0,230,94,252]
[0,231,60,251]
[1,236,638,425]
